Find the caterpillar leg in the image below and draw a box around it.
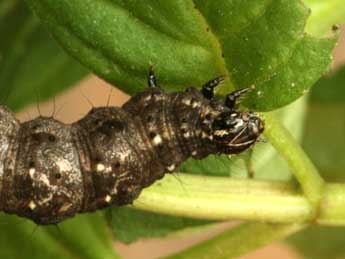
[225,88,250,110]
[148,65,159,88]
[201,76,224,100]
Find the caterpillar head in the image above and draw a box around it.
[211,111,264,154]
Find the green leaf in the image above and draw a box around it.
[108,207,212,243]
[304,0,345,36]
[25,0,336,111]
[0,0,88,111]
[288,226,345,259]
[243,35,335,110]
[25,0,226,95]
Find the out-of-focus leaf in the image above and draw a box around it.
[303,65,345,181]
[287,66,345,259]
[108,207,212,243]
[309,65,345,103]
[166,223,304,259]
[0,212,119,259]
[0,213,74,259]
[288,226,345,259]
[0,0,88,111]
[26,0,336,111]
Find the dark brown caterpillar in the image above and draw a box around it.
[0,68,264,225]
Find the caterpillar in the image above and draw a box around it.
[0,67,264,225]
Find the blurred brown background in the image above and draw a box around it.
[15,28,345,259]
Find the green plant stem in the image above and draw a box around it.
[163,222,305,259]
[133,174,345,226]
[261,113,325,217]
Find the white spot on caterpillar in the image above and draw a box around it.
[96,163,105,172]
[119,150,130,161]
[0,142,9,178]
[28,201,36,210]
[166,164,175,172]
[214,130,228,137]
[144,95,151,101]
[56,159,72,172]
[192,101,200,108]
[104,195,112,203]
[152,134,162,145]
[191,150,197,156]
[182,99,191,106]
[39,174,50,186]
[202,132,209,139]
[29,168,35,178]
[183,132,190,138]
[163,131,170,139]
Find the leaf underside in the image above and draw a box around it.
[0,0,88,111]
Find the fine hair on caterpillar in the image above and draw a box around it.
[0,67,264,225]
